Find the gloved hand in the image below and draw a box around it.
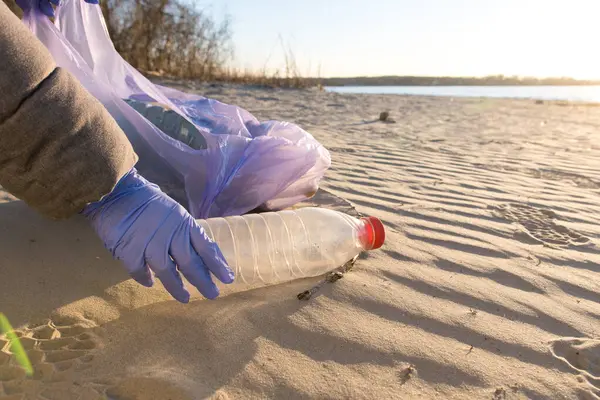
[82,168,234,303]
[16,0,99,18]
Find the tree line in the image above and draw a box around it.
[4,0,233,80]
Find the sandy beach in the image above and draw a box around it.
[1,86,600,399]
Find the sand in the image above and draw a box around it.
[1,86,600,399]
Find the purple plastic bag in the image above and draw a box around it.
[21,0,330,218]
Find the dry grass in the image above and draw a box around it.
[214,68,314,89]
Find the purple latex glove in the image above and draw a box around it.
[82,168,234,303]
[16,0,99,18]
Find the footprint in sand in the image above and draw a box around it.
[530,169,600,189]
[550,337,600,393]
[550,338,600,378]
[491,203,591,247]
[0,318,102,399]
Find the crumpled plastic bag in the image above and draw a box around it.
[21,0,330,218]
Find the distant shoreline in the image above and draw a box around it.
[324,84,600,87]
[319,76,600,87]
[324,85,600,103]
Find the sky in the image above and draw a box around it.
[201,0,600,79]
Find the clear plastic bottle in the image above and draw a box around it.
[197,207,385,285]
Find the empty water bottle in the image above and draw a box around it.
[197,207,385,285]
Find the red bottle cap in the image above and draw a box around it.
[359,216,386,250]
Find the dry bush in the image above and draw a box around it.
[100,0,233,80]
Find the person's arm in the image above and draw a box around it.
[0,2,234,301]
[0,1,137,219]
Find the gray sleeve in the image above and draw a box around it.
[0,2,138,219]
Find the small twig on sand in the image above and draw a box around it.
[399,364,417,385]
[527,254,541,266]
[297,256,358,300]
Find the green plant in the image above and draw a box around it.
[0,313,33,376]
